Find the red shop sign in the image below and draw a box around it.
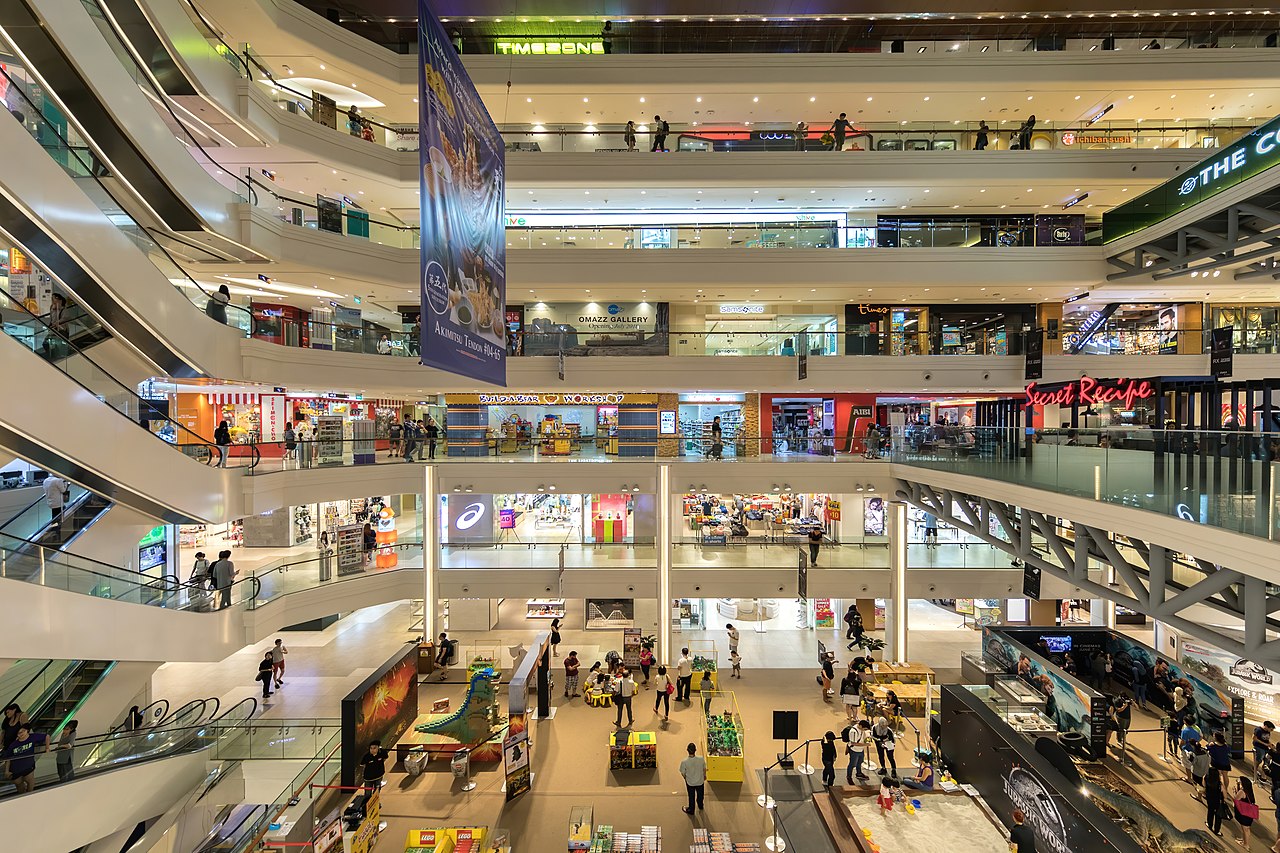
[1024,376,1154,409]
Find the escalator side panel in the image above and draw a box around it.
[98,0,196,96]
[1,0,205,232]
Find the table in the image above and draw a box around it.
[609,730,657,770]
[868,683,935,714]
[872,662,935,684]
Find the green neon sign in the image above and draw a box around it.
[494,40,604,55]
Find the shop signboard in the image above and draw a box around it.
[1211,325,1234,377]
[260,394,287,442]
[499,508,516,529]
[826,500,841,521]
[495,39,604,55]
[659,410,677,435]
[1181,638,1280,726]
[503,724,531,799]
[447,495,495,543]
[1024,376,1155,408]
[419,1,507,386]
[312,818,343,853]
[1064,303,1120,353]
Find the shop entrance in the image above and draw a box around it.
[677,394,745,458]
[768,397,835,455]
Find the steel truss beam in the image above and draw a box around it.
[896,478,1280,667]
[1105,202,1280,282]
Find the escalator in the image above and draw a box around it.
[2,659,115,741]
[0,296,256,522]
[0,64,251,379]
[0,486,112,550]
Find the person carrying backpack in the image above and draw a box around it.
[651,115,669,152]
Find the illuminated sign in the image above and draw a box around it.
[505,215,527,227]
[495,40,604,55]
[659,410,677,435]
[853,304,890,315]
[1024,377,1155,409]
[476,393,627,405]
[718,304,766,314]
[1178,146,1251,195]
[1060,132,1131,145]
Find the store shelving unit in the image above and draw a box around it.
[526,599,565,619]
[701,691,745,782]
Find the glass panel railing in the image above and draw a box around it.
[0,63,254,335]
[888,425,1280,541]
[0,487,89,543]
[2,661,81,725]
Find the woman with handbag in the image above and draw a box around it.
[1234,776,1258,847]
[652,665,673,721]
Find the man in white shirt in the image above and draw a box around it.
[676,649,693,703]
[43,474,67,535]
[680,742,707,814]
[726,624,740,655]
[614,669,636,727]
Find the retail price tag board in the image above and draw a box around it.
[336,524,365,575]
[315,416,345,464]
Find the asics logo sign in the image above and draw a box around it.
[455,502,486,530]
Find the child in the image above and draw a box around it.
[730,650,742,679]
[878,774,897,814]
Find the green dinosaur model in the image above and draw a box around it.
[415,667,500,744]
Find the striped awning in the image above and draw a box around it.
[207,391,261,405]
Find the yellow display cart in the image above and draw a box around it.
[701,691,745,782]
[404,827,510,853]
[688,640,719,691]
[608,730,658,770]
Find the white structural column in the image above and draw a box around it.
[424,464,439,641]
[886,500,908,663]
[658,463,672,659]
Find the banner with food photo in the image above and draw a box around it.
[418,1,507,385]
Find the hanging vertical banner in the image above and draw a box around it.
[1024,329,1044,381]
[260,394,287,442]
[418,1,507,386]
[1211,326,1234,378]
[797,330,808,381]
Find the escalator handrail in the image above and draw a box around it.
[0,64,254,331]
[1,660,56,713]
[0,296,243,465]
[153,697,209,728]
[0,531,264,611]
[80,0,257,206]
[0,486,91,542]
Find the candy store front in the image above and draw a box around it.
[443,393,658,458]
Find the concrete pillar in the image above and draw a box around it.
[658,463,672,661]
[886,500,908,663]
[424,465,439,641]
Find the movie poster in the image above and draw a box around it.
[418,1,506,385]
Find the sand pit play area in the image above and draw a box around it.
[844,791,1014,853]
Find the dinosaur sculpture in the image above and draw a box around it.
[1081,781,1223,853]
[414,667,501,744]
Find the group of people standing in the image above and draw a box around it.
[389,418,440,461]
[187,549,238,609]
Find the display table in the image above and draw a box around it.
[588,824,662,852]
[872,661,936,684]
[702,692,745,782]
[609,730,658,770]
[868,682,937,713]
[689,641,719,692]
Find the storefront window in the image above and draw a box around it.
[441,493,648,544]
[677,395,745,458]
[1213,305,1280,354]
[1061,303,1189,355]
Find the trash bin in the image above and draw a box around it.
[450,748,470,780]
[319,548,332,582]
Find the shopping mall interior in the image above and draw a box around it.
[4,0,1280,851]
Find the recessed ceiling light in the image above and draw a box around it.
[923,96,931,101]
[753,96,759,102]
[1026,96,1033,101]
[583,97,589,103]
[696,97,702,103]
[980,96,986,101]
[1074,95,1081,100]
[526,97,532,103]
[866,96,873,102]
[639,97,646,103]
[809,96,816,102]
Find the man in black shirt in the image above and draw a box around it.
[1009,809,1037,852]
[830,113,852,151]
[360,741,386,788]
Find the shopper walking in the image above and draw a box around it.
[1017,115,1036,150]
[624,120,637,151]
[360,741,386,788]
[362,522,376,565]
[975,120,990,150]
[55,719,77,782]
[1205,766,1227,836]
[638,645,654,686]
[710,416,723,460]
[189,551,210,590]
[829,112,852,151]
[564,651,581,698]
[650,115,669,152]
[388,420,402,458]
[844,604,864,643]
[680,742,707,814]
[43,473,67,538]
[549,618,562,657]
[256,652,275,699]
[676,648,693,702]
[283,422,297,466]
[726,624,739,658]
[425,418,440,460]
[435,632,455,678]
[614,669,636,727]
[211,550,236,609]
[819,652,836,701]
[840,664,862,721]
[205,284,231,324]
[653,665,673,720]
[0,724,49,794]
[872,716,898,777]
[808,526,823,566]
[794,120,808,151]
[271,638,288,688]
[814,730,837,787]
[214,419,232,468]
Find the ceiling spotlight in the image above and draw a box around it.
[856,484,865,492]
[632,485,641,493]
[452,486,461,492]
[537,485,546,492]
[465,485,473,492]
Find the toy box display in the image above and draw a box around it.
[688,640,718,692]
[609,730,658,770]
